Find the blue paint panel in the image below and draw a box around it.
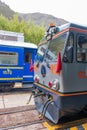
[0,45,24,82]
[0,67,23,82]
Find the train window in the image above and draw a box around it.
[0,51,18,65]
[46,32,68,61]
[63,33,74,63]
[67,33,74,46]
[77,35,87,62]
[25,53,32,63]
[35,43,48,62]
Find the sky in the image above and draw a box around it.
[1,0,87,25]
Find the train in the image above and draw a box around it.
[0,40,37,91]
[33,23,87,124]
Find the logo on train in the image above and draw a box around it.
[3,69,12,75]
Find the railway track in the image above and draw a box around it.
[0,89,47,130]
[0,88,87,130]
[0,105,46,130]
[0,105,87,130]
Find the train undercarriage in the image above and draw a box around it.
[33,83,87,124]
[0,83,15,92]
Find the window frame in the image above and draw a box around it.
[63,32,74,63]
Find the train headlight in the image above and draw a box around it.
[51,79,59,91]
[34,75,39,83]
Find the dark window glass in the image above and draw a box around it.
[63,33,74,63]
[25,53,32,63]
[35,43,48,62]
[77,35,87,62]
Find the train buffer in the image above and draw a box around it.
[43,117,87,130]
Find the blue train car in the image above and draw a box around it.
[0,40,37,91]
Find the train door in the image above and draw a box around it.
[75,34,87,90]
[61,32,74,93]
[23,48,34,84]
[62,32,87,93]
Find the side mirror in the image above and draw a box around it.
[63,46,73,63]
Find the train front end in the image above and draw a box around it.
[33,23,87,124]
[33,23,70,124]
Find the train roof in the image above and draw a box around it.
[0,40,37,49]
[58,22,87,31]
[40,23,87,45]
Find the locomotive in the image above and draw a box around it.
[33,23,87,124]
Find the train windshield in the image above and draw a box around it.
[46,32,68,61]
[35,32,68,63]
[35,32,68,62]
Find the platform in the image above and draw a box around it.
[0,92,34,109]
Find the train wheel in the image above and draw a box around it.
[1,85,12,92]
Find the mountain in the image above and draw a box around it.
[20,12,68,28]
[0,0,15,18]
[0,0,68,27]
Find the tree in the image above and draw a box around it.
[0,14,45,45]
[26,22,45,45]
[0,14,10,30]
